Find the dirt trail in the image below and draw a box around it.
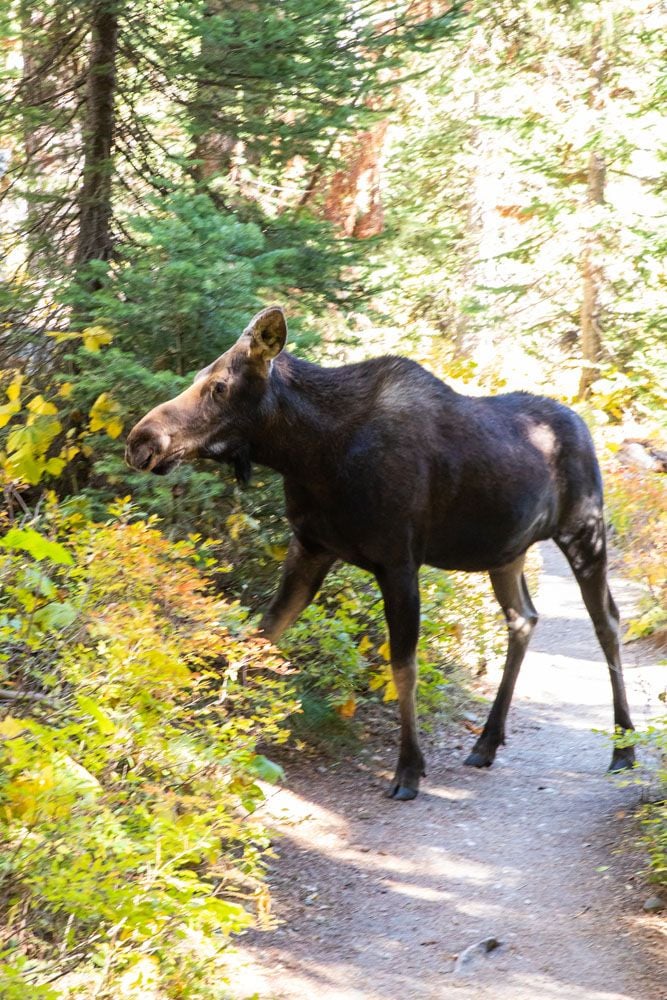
[231,543,666,1000]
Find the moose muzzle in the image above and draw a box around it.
[125,421,178,475]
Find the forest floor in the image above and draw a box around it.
[229,543,666,1000]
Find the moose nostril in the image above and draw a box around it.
[126,424,172,471]
[126,439,155,471]
[137,447,154,471]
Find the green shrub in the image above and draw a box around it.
[0,497,297,998]
[605,465,667,640]
[640,717,667,890]
[605,464,667,890]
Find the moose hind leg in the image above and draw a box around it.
[376,566,425,801]
[466,556,537,768]
[557,527,635,771]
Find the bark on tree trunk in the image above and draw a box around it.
[20,3,48,259]
[454,90,484,359]
[75,1,118,271]
[191,0,249,183]
[321,118,388,238]
[577,27,606,400]
[578,151,605,398]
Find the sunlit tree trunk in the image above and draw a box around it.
[578,151,605,398]
[578,26,606,400]
[453,91,483,359]
[191,0,238,182]
[75,1,118,271]
[321,117,388,238]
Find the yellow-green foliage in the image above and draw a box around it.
[0,498,297,999]
[604,464,667,890]
[605,466,667,640]
[0,368,122,490]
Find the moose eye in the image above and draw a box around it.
[211,379,227,398]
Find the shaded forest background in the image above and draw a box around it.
[0,1,665,997]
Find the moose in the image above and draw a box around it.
[126,306,635,800]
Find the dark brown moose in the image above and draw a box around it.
[126,306,635,800]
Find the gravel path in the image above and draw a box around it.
[230,543,666,1000]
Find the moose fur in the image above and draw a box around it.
[126,306,635,800]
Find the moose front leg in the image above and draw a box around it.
[258,535,336,643]
[376,567,424,801]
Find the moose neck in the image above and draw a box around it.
[251,353,345,479]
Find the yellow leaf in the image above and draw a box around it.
[0,716,27,739]
[357,635,372,655]
[6,375,23,402]
[107,417,124,439]
[77,694,116,735]
[335,694,357,718]
[266,543,289,561]
[45,457,65,476]
[0,400,20,429]
[89,392,123,438]
[383,678,398,702]
[58,382,74,398]
[378,640,391,661]
[369,666,391,691]
[5,755,101,824]
[225,511,259,540]
[82,326,114,352]
[27,395,58,417]
[44,330,80,343]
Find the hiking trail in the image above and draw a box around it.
[231,543,666,1000]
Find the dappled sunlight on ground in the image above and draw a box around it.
[231,543,665,1000]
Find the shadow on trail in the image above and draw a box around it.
[233,543,664,999]
[237,703,658,1000]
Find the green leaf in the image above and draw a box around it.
[5,449,43,486]
[34,602,77,631]
[0,528,74,566]
[76,695,116,736]
[247,754,285,784]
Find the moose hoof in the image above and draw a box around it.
[608,748,636,772]
[464,749,495,769]
[387,782,419,801]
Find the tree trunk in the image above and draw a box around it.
[577,27,606,400]
[578,152,605,398]
[75,1,118,271]
[454,91,484,359]
[321,118,389,238]
[19,1,79,266]
[191,0,246,183]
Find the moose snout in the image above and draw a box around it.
[125,422,171,472]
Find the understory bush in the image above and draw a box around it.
[605,465,667,642]
[0,497,297,999]
[604,463,667,891]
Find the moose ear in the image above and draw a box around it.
[243,306,287,361]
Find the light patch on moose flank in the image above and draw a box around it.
[526,421,557,458]
[377,379,432,412]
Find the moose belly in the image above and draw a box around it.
[284,474,558,574]
[425,503,556,572]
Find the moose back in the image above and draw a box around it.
[126,306,635,800]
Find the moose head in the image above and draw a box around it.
[125,306,287,483]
